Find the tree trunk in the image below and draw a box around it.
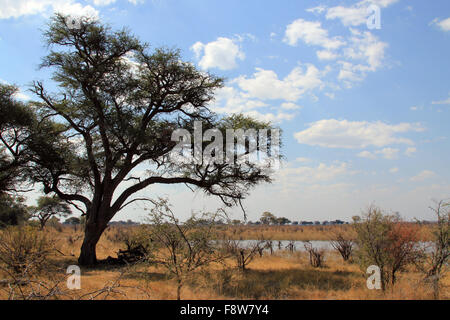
[78,219,107,266]
[177,280,182,300]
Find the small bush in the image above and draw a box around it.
[331,234,353,262]
[353,206,421,290]
[304,242,325,268]
[117,226,153,263]
[0,226,55,276]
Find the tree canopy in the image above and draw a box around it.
[1,14,279,265]
[30,196,72,229]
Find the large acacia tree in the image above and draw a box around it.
[26,15,278,265]
[0,84,35,194]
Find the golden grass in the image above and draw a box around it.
[0,225,447,300]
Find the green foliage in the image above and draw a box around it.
[353,206,420,290]
[0,84,35,193]
[30,196,72,229]
[276,217,291,225]
[1,13,280,265]
[64,217,81,225]
[0,194,30,228]
[260,212,277,225]
[259,212,290,225]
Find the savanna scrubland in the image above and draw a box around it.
[0,216,448,300]
[0,14,448,301]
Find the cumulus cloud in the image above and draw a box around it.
[376,147,399,160]
[277,162,353,185]
[336,29,388,87]
[326,6,367,27]
[282,15,387,88]
[243,110,296,123]
[410,170,436,182]
[191,37,245,70]
[344,29,387,71]
[281,102,303,110]
[324,0,399,27]
[357,148,400,160]
[283,18,345,50]
[0,0,99,19]
[306,6,326,14]
[233,64,323,102]
[316,50,339,60]
[405,147,417,156]
[92,0,116,6]
[431,17,450,32]
[294,119,424,149]
[209,86,296,124]
[389,167,399,173]
[211,86,267,114]
[432,95,450,105]
[357,150,376,159]
[295,157,312,163]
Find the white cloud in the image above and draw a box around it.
[278,162,353,185]
[283,14,387,88]
[337,61,365,84]
[325,0,399,27]
[344,29,387,71]
[431,17,450,32]
[335,29,387,87]
[0,78,31,100]
[357,148,400,160]
[210,86,296,124]
[243,110,296,123]
[432,95,450,105]
[376,147,399,160]
[283,18,345,50]
[325,92,335,99]
[357,150,376,159]
[405,147,417,156]
[410,170,436,182]
[294,119,424,149]
[234,64,323,102]
[306,6,326,14]
[234,33,257,43]
[326,6,367,27]
[316,50,339,60]
[295,157,312,163]
[92,0,116,6]
[0,0,99,19]
[389,167,399,173]
[191,37,245,70]
[13,91,31,101]
[211,86,267,114]
[281,102,302,110]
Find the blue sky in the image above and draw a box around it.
[1,0,449,222]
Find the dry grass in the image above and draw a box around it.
[0,224,447,300]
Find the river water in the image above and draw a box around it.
[216,240,434,252]
[217,240,335,251]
